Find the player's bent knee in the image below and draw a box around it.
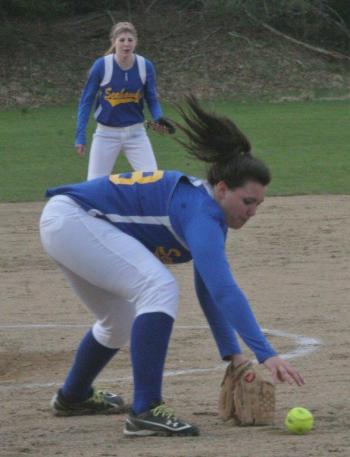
[92,322,131,349]
[135,279,179,319]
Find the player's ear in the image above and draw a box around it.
[214,181,229,200]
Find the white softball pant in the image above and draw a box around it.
[87,123,158,180]
[39,195,179,348]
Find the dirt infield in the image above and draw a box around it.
[1,196,349,457]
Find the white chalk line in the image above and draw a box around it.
[0,323,207,329]
[0,324,322,392]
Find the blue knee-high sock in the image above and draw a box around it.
[131,312,174,414]
[61,329,118,402]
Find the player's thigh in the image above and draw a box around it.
[58,263,135,348]
[123,126,158,171]
[40,196,178,316]
[88,129,123,180]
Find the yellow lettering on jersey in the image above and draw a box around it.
[110,170,164,185]
[104,88,142,107]
[154,246,181,264]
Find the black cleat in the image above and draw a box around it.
[124,403,200,437]
[51,388,126,416]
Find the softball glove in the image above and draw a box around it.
[218,361,275,426]
[146,117,176,135]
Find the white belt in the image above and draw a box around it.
[96,122,144,132]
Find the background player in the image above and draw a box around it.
[75,21,174,179]
[40,95,304,437]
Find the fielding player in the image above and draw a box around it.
[75,21,174,180]
[40,96,304,437]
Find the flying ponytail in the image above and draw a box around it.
[176,95,271,189]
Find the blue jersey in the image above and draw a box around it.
[75,54,163,145]
[46,171,277,363]
[48,170,191,264]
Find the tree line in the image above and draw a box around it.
[1,0,349,51]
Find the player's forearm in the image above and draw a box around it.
[144,66,163,119]
[75,71,100,144]
[194,268,242,360]
[146,94,163,120]
[194,256,277,363]
[210,280,277,362]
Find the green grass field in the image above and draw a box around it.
[1,99,349,202]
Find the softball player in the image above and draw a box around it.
[75,21,174,180]
[40,96,304,437]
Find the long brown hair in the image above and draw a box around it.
[176,95,271,189]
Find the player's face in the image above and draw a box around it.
[214,180,267,229]
[114,32,137,57]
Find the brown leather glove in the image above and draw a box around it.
[218,361,275,426]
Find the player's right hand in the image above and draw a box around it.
[75,144,86,156]
[263,355,305,386]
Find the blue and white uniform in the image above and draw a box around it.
[40,170,277,363]
[76,54,163,179]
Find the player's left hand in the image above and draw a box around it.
[157,117,176,134]
[146,117,176,135]
[263,355,305,386]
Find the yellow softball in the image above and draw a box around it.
[285,407,314,435]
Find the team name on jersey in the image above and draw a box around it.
[104,88,142,107]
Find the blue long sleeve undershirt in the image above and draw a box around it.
[75,63,101,145]
[193,267,242,359]
[169,180,277,363]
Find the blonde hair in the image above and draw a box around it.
[105,22,138,55]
